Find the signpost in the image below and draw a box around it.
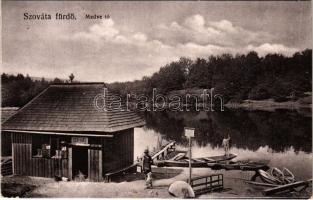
[184,127,195,185]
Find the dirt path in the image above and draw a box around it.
[30,180,171,198]
[1,169,254,198]
[2,168,312,198]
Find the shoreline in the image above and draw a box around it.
[225,98,312,113]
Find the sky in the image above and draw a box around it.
[2,1,312,83]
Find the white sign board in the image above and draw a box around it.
[137,166,142,173]
[184,127,195,138]
[71,137,88,145]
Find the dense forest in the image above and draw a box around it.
[1,49,312,107]
[109,49,312,102]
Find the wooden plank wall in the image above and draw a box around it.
[102,137,114,173]
[12,133,68,178]
[1,131,12,156]
[121,129,134,168]
[88,147,102,181]
[11,131,134,182]
[101,129,134,174]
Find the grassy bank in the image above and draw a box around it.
[225,94,311,114]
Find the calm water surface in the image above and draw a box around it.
[134,109,312,180]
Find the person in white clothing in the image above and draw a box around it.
[222,134,231,156]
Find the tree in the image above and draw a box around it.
[185,58,212,89]
[69,73,75,83]
[149,60,188,94]
[53,77,63,83]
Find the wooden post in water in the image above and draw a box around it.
[189,137,192,184]
[184,127,195,185]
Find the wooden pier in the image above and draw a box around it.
[263,179,312,196]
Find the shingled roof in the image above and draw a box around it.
[2,83,145,133]
[1,107,19,123]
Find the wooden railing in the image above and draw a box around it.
[151,141,176,160]
[190,174,223,195]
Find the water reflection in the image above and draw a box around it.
[141,109,312,153]
[134,109,312,181]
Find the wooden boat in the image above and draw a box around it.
[258,169,283,184]
[258,167,295,185]
[154,153,237,168]
[270,167,295,184]
[282,167,295,184]
[206,160,270,171]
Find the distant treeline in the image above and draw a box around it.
[109,49,312,103]
[1,49,312,107]
[1,75,65,107]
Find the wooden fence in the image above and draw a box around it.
[190,174,223,195]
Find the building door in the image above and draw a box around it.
[72,146,88,179]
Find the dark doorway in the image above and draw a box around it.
[72,146,88,179]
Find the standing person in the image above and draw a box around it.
[142,149,153,188]
[222,134,231,156]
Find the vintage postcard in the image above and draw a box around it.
[1,0,312,198]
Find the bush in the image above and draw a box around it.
[248,86,270,100]
[273,95,289,102]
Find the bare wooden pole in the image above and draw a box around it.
[189,137,192,185]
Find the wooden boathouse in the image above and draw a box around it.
[2,83,145,181]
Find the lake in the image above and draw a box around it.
[134,109,312,181]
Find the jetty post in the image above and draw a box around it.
[184,127,195,185]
